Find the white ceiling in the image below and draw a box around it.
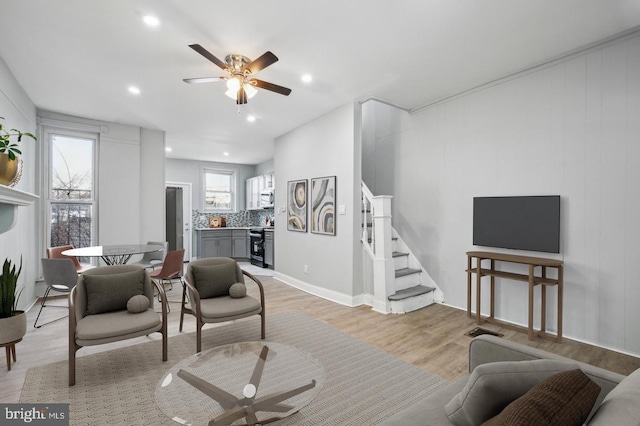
[1,1,639,165]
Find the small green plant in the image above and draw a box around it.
[0,117,36,161]
[0,257,22,318]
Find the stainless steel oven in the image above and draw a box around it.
[249,227,265,267]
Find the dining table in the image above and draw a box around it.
[62,244,164,266]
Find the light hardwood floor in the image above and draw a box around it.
[2,272,640,404]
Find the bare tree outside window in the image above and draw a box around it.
[204,169,234,211]
[48,134,95,256]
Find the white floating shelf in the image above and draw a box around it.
[0,185,39,234]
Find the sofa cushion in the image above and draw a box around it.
[192,262,238,299]
[587,367,640,425]
[445,359,579,426]
[84,269,145,315]
[482,369,600,426]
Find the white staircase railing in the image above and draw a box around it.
[361,182,394,313]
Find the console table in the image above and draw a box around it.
[466,251,563,342]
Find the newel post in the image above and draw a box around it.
[372,195,394,314]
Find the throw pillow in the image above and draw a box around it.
[191,262,238,299]
[84,269,145,315]
[229,282,247,298]
[445,359,580,426]
[587,367,640,425]
[126,295,150,313]
[482,369,600,426]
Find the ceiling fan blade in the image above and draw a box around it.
[252,79,292,96]
[188,44,227,70]
[183,77,222,84]
[246,52,279,74]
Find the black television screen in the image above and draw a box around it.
[473,196,560,253]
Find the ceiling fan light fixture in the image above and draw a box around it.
[225,88,237,99]
[226,77,241,91]
[244,83,257,99]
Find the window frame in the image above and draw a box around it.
[202,168,236,213]
[43,126,99,254]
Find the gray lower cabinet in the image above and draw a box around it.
[198,230,232,258]
[264,231,274,267]
[232,230,249,259]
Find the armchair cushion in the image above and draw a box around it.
[127,295,150,313]
[229,283,247,298]
[191,262,238,299]
[200,295,262,320]
[84,269,145,315]
[482,369,600,426]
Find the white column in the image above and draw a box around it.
[371,195,394,314]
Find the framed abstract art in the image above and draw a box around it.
[310,176,336,235]
[287,179,307,232]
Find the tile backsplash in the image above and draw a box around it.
[193,210,275,228]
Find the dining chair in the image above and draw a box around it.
[47,244,93,274]
[68,264,167,386]
[129,241,168,270]
[181,257,265,353]
[34,258,78,328]
[148,249,184,293]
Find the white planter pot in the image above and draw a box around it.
[0,311,27,344]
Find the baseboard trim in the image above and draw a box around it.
[273,272,363,307]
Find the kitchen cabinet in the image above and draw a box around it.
[264,230,274,267]
[232,230,249,259]
[262,173,274,190]
[198,230,232,258]
[246,176,263,210]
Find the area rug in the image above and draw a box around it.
[20,312,446,425]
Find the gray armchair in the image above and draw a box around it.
[181,257,265,353]
[68,264,167,386]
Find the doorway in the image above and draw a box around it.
[165,182,192,260]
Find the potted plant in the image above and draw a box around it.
[0,117,36,186]
[0,257,26,345]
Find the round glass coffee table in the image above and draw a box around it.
[156,341,325,425]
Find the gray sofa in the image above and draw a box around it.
[381,335,640,425]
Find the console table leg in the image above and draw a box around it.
[467,255,472,318]
[557,265,564,343]
[541,266,547,334]
[490,260,495,319]
[528,265,534,341]
[476,259,482,324]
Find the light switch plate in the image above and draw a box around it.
[339,205,346,215]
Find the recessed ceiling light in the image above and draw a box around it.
[165,147,172,152]
[223,152,230,156]
[128,86,141,95]
[301,74,313,83]
[143,15,160,27]
[247,115,256,123]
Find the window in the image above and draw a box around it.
[46,131,97,257]
[203,169,235,212]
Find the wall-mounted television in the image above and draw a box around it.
[473,195,560,254]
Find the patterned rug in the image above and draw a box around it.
[20,312,446,425]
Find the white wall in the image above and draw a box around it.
[140,128,165,243]
[365,31,640,356]
[274,103,363,302]
[0,56,38,310]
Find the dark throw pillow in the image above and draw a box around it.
[482,369,601,426]
[191,262,238,299]
[84,269,145,315]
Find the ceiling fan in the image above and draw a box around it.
[183,44,292,105]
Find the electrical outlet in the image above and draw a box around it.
[304,264,308,274]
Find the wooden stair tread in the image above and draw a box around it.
[388,285,435,301]
[395,267,420,278]
[392,251,409,258]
